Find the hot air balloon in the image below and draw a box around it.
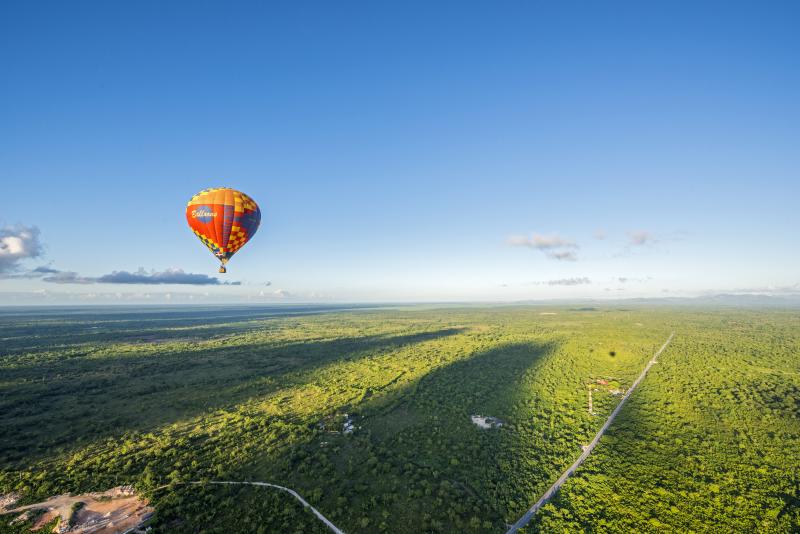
[186,187,261,273]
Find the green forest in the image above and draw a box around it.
[1,305,798,532]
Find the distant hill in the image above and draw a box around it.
[513,293,800,309]
[686,293,800,308]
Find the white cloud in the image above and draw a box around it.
[37,267,240,286]
[526,277,592,286]
[41,271,95,284]
[549,250,577,261]
[547,277,591,286]
[508,233,577,250]
[0,225,44,274]
[628,230,654,246]
[616,276,653,284]
[508,233,579,261]
[96,268,240,285]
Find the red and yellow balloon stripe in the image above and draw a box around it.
[186,187,261,272]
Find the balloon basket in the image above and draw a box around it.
[219,265,227,274]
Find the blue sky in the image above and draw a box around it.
[1,1,798,303]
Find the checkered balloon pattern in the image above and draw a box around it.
[186,187,261,268]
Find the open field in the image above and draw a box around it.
[1,485,151,534]
[1,305,798,532]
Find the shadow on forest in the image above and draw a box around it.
[0,326,464,466]
[5,331,577,534]
[270,339,563,531]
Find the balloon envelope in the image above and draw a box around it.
[186,187,261,270]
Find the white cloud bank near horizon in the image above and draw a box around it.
[0,223,796,304]
[40,267,241,286]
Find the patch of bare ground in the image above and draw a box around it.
[2,486,153,533]
[1,492,20,512]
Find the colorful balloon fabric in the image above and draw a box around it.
[186,187,261,272]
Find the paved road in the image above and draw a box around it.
[506,332,675,533]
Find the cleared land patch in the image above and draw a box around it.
[2,486,151,533]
